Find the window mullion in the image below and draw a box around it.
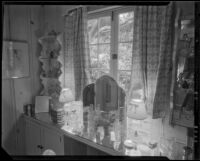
[110,11,118,81]
[97,18,100,78]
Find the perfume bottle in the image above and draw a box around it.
[182,146,192,160]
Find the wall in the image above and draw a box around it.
[2,5,71,155]
[2,5,44,155]
[2,5,72,155]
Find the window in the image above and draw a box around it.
[117,11,134,92]
[87,7,134,92]
[88,15,111,82]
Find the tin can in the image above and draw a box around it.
[23,105,28,115]
[30,104,35,117]
[24,104,35,117]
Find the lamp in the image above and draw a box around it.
[59,88,74,103]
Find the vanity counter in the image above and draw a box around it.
[23,112,161,157]
[23,112,122,156]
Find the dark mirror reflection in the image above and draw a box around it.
[172,19,194,128]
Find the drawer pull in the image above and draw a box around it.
[37,145,44,149]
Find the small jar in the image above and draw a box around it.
[124,140,134,155]
[23,105,28,115]
[182,146,192,160]
[30,104,35,117]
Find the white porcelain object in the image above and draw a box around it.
[42,149,56,155]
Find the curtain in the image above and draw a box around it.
[128,2,174,118]
[64,7,91,101]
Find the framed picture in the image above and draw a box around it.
[2,41,29,79]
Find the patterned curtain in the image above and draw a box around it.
[64,7,91,101]
[128,2,175,118]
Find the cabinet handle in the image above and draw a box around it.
[37,145,44,149]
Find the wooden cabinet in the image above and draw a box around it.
[24,114,117,156]
[64,135,109,156]
[42,127,64,155]
[25,119,64,155]
[25,120,41,155]
[87,145,109,155]
[64,136,87,155]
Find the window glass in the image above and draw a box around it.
[119,12,134,42]
[118,43,132,70]
[88,16,111,81]
[118,11,134,91]
[88,19,98,44]
[99,16,111,43]
[89,45,98,68]
[98,44,110,69]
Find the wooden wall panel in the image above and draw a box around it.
[2,80,17,155]
[44,6,58,34]
[3,5,9,39]
[2,5,43,155]
[2,5,17,155]
[29,5,44,99]
[43,5,72,88]
[14,78,32,154]
[64,135,87,155]
[9,5,28,41]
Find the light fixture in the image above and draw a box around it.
[59,88,74,103]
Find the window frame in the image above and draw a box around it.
[87,6,135,86]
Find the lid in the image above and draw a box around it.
[124,140,134,149]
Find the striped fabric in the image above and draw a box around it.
[64,7,92,101]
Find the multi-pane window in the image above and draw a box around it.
[118,12,134,92]
[88,16,111,82]
[88,8,134,92]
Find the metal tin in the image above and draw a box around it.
[24,104,35,117]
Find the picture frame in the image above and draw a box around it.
[2,41,29,79]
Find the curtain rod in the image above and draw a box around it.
[63,5,122,17]
[63,5,83,17]
[87,6,122,14]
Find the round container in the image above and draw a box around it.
[24,104,34,116]
[23,105,28,115]
[124,140,134,155]
[30,104,35,117]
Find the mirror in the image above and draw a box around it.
[171,18,194,128]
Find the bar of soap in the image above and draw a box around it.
[124,140,133,149]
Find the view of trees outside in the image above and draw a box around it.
[88,16,111,82]
[118,12,134,92]
[87,11,134,92]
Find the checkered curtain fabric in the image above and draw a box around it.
[129,3,175,118]
[64,7,92,101]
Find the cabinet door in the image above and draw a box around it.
[87,145,109,155]
[25,120,42,155]
[64,135,87,155]
[42,127,64,155]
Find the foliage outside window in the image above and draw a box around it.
[88,16,111,82]
[118,12,134,92]
[87,9,134,92]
